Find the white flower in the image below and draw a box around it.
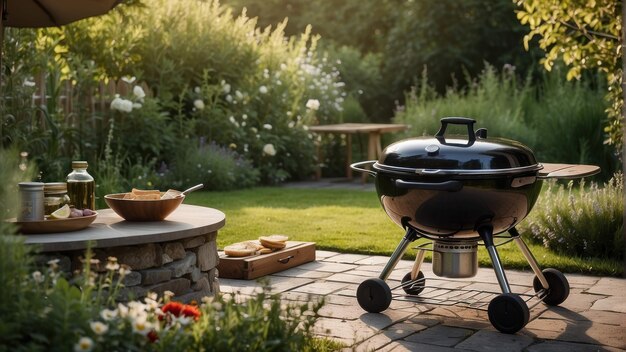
[132,102,142,109]
[229,116,237,124]
[121,76,136,84]
[32,271,44,283]
[120,100,133,112]
[132,317,152,336]
[225,95,233,103]
[263,144,277,156]
[194,99,205,110]
[105,262,119,271]
[110,97,133,112]
[118,266,130,276]
[235,90,243,99]
[201,296,214,305]
[23,79,36,87]
[133,85,146,99]
[222,82,231,94]
[194,86,201,94]
[263,124,272,130]
[144,297,159,310]
[74,337,94,352]
[90,321,108,335]
[306,99,320,111]
[117,303,129,318]
[288,121,295,128]
[100,308,117,321]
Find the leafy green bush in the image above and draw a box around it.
[225,0,540,120]
[109,0,345,183]
[168,141,260,191]
[0,238,329,351]
[2,0,348,188]
[521,175,623,260]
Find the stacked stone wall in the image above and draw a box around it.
[35,232,220,303]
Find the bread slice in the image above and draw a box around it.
[161,189,182,200]
[224,242,259,257]
[131,188,161,195]
[259,238,287,249]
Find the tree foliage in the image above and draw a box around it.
[224,0,537,121]
[516,0,622,148]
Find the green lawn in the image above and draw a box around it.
[186,187,622,277]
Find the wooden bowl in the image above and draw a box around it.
[104,193,185,221]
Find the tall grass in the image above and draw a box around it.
[396,65,535,143]
[394,65,617,179]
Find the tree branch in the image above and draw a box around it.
[559,20,620,41]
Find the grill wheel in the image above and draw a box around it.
[533,268,570,306]
[401,271,425,295]
[488,293,530,334]
[356,278,392,313]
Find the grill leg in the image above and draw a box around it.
[509,227,549,289]
[379,227,419,281]
[478,225,511,294]
[411,249,426,280]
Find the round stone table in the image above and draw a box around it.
[23,204,225,252]
[23,204,226,302]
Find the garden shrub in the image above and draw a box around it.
[1,0,348,189]
[121,0,346,183]
[225,0,539,120]
[0,237,330,351]
[521,175,623,261]
[168,141,260,191]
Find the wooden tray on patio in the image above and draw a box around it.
[218,241,316,280]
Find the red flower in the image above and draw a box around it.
[147,330,159,343]
[160,301,201,321]
[181,304,201,321]
[161,301,184,319]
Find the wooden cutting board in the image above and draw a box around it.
[217,241,316,280]
[538,163,600,179]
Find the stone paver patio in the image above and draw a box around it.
[219,250,626,351]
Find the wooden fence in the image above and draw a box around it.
[30,72,152,126]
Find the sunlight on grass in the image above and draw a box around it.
[186,187,622,276]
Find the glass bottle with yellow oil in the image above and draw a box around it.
[66,161,96,210]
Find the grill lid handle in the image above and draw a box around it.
[395,179,463,192]
[436,117,477,142]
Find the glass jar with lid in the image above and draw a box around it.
[66,161,96,210]
[43,182,71,215]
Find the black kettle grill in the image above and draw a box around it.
[351,117,600,333]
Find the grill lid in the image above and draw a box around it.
[376,117,541,176]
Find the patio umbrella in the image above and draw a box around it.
[2,0,123,28]
[0,0,123,85]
